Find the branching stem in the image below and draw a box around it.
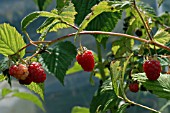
[16,31,170,55]
[127,98,160,113]
[118,96,161,113]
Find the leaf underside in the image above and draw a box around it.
[132,73,170,100]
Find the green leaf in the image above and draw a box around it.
[56,0,70,12]
[0,57,9,72]
[13,92,45,112]
[0,75,6,82]
[66,62,83,75]
[0,23,26,57]
[157,57,169,66]
[159,100,170,112]
[137,2,156,16]
[37,2,77,39]
[88,12,122,47]
[156,12,170,26]
[36,17,56,34]
[122,53,133,79]
[21,11,58,31]
[158,0,164,7]
[152,29,170,49]
[76,1,123,45]
[116,103,130,113]
[78,1,130,32]
[71,106,89,113]
[131,73,150,82]
[39,41,77,85]
[34,0,53,11]
[73,0,126,47]
[157,41,170,54]
[90,78,118,113]
[2,68,12,86]
[110,61,121,96]
[95,68,110,79]
[112,38,134,57]
[90,71,95,86]
[132,73,170,100]
[1,88,13,97]
[26,82,44,100]
[124,1,155,37]
[72,0,98,26]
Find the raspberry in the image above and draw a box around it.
[9,64,29,80]
[28,62,46,83]
[143,60,161,80]
[19,75,33,85]
[129,83,139,93]
[76,49,95,72]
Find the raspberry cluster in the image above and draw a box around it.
[9,62,46,85]
[76,48,95,72]
[143,60,161,81]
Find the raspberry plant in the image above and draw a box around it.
[1,0,170,113]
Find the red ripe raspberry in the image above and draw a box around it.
[9,64,29,80]
[28,62,46,83]
[143,60,161,80]
[129,83,139,93]
[76,50,95,72]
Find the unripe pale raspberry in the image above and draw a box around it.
[9,64,29,80]
[28,62,46,83]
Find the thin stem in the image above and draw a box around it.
[16,41,50,55]
[160,55,170,58]
[61,21,79,30]
[17,31,170,55]
[96,41,106,81]
[24,31,37,46]
[146,43,152,56]
[49,31,149,45]
[133,0,153,41]
[118,96,160,113]
[120,78,128,100]
[165,27,170,31]
[27,50,39,61]
[19,57,27,64]
[127,99,161,113]
[48,31,170,51]
[153,19,170,31]
[159,100,170,112]
[17,43,31,54]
